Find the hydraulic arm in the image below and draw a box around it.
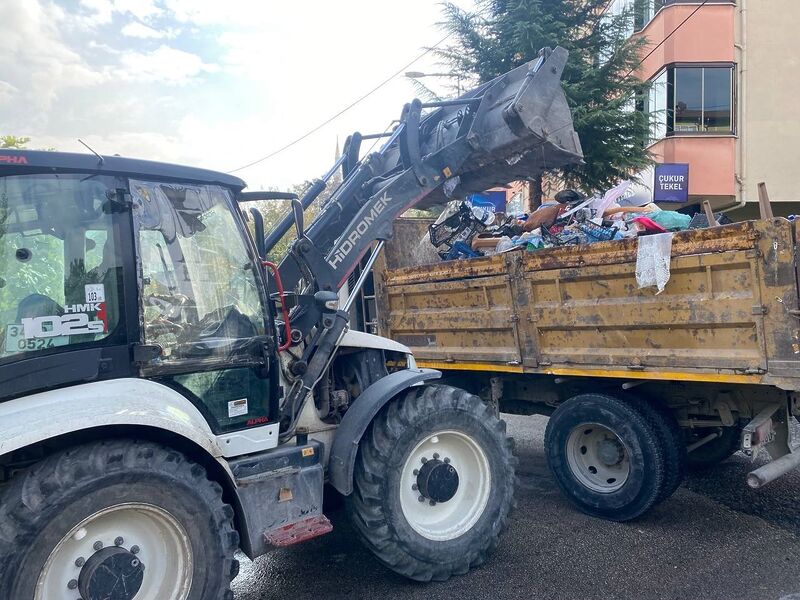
[272,46,582,299]
[263,47,583,439]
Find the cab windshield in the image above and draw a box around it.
[0,174,124,362]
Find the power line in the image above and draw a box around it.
[623,0,711,78]
[227,33,453,174]
[229,1,709,176]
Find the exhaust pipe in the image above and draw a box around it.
[746,451,800,488]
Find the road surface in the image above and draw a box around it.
[233,414,800,600]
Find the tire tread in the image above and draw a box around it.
[347,384,516,582]
[0,440,238,600]
[545,393,666,521]
[621,394,686,504]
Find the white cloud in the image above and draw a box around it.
[4,0,478,189]
[121,21,171,39]
[75,0,164,28]
[163,0,270,26]
[33,114,268,172]
[114,0,164,22]
[0,1,103,124]
[0,81,19,103]
[78,0,114,26]
[119,45,218,83]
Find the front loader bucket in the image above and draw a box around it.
[412,46,583,206]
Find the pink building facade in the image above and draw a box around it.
[618,0,799,214]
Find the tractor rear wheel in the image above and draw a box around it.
[0,440,239,600]
[347,384,516,582]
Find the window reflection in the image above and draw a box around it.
[642,65,734,141]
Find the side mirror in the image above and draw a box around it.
[249,207,266,258]
[292,198,305,239]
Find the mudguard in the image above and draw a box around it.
[328,367,441,495]
[0,378,277,460]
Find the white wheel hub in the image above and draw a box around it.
[35,502,193,600]
[399,430,491,541]
[566,423,631,493]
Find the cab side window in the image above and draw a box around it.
[131,181,265,363]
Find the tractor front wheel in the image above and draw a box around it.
[347,384,516,582]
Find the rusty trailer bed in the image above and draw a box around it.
[376,218,800,390]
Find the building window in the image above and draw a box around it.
[635,0,664,30]
[648,70,668,140]
[642,65,735,142]
[606,0,664,32]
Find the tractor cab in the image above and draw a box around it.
[0,150,279,433]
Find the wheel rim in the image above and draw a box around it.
[399,430,491,542]
[35,502,193,600]
[566,423,631,493]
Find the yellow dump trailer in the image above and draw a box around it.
[375,217,800,520]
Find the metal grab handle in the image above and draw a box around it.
[263,261,293,351]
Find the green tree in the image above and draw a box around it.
[1,135,30,149]
[251,175,341,263]
[438,0,652,206]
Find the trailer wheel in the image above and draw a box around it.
[545,394,665,521]
[347,384,516,582]
[0,440,239,600]
[625,395,686,503]
[686,426,741,470]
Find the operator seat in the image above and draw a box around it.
[16,294,64,320]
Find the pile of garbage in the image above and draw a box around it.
[428,180,729,260]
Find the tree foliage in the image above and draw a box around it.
[437,0,652,197]
[1,135,30,149]
[252,174,342,263]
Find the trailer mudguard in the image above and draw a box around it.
[328,367,441,495]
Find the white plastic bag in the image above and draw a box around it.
[635,233,673,294]
[590,180,632,216]
[495,236,514,253]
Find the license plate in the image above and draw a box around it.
[4,324,70,353]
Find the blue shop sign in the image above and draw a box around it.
[654,163,689,203]
[469,190,507,212]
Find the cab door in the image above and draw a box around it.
[130,180,278,433]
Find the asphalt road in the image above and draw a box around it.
[232,414,800,600]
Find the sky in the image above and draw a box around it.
[0,0,476,190]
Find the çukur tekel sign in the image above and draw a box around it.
[653,163,690,203]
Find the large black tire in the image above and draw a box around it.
[685,426,741,470]
[347,384,516,582]
[0,440,239,600]
[545,393,666,521]
[624,394,686,503]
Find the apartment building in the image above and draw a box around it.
[608,0,800,216]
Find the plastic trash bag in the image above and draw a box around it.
[636,233,673,294]
[589,180,633,215]
[650,211,691,231]
[496,236,514,252]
